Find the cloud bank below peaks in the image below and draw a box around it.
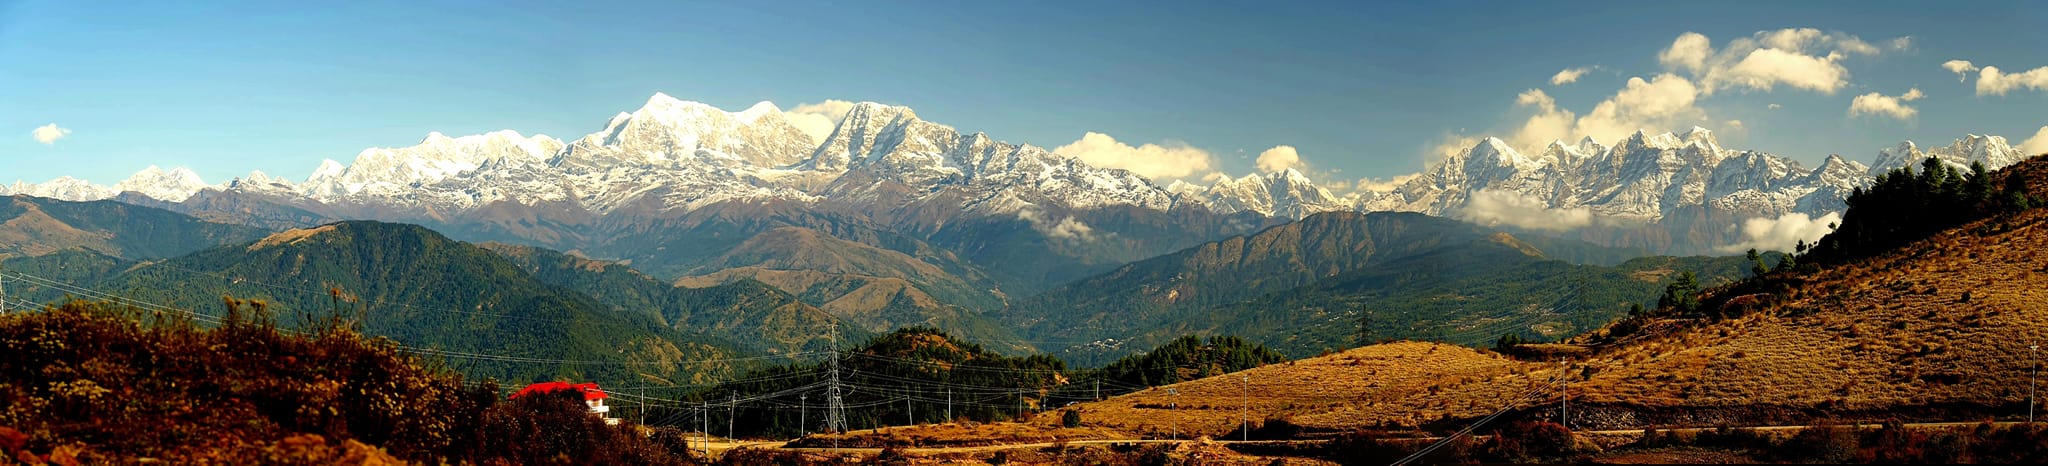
[1456,189,1593,232]
[1720,212,1841,253]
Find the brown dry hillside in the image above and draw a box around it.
[1055,155,2048,435]
[1051,342,1555,436]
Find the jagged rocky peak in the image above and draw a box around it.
[805,101,926,171]
[1804,154,1871,188]
[227,170,298,194]
[1466,137,1532,167]
[1613,129,1683,152]
[1184,168,1345,219]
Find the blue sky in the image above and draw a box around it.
[5,0,2047,189]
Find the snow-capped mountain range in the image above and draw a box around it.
[4,92,2035,253]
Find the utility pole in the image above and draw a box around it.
[946,388,952,422]
[699,406,709,459]
[907,394,914,426]
[1560,359,1569,428]
[728,393,736,442]
[1241,374,1250,442]
[638,387,646,426]
[1095,380,1101,401]
[800,394,808,436]
[1168,388,1179,440]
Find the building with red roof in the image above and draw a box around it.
[511,381,618,425]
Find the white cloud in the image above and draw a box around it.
[1718,47,1850,94]
[1976,65,2048,96]
[1550,67,1596,85]
[1254,145,1304,173]
[1428,134,1483,165]
[1572,74,1703,145]
[2020,126,2048,155]
[1942,59,1979,82]
[1440,27,1899,163]
[1509,89,1578,150]
[1848,87,1925,120]
[1658,32,1712,75]
[1660,28,1897,96]
[1017,208,1097,242]
[32,123,70,145]
[1480,75,1708,156]
[1719,212,1841,253]
[787,100,857,144]
[1457,189,1593,232]
[1052,132,1217,181]
[1353,173,1421,192]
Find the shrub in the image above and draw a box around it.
[1786,422,1859,463]
[1062,410,1082,428]
[1485,420,1573,461]
[1325,429,1415,465]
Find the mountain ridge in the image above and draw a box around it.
[11,93,2033,260]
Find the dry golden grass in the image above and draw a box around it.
[1057,342,1558,436]
[1053,197,2048,433]
[1568,206,2048,411]
[798,422,1132,448]
[245,224,336,251]
[0,198,118,257]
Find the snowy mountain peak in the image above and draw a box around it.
[301,129,567,199]
[552,95,818,174]
[1872,134,2026,175]
[4,176,115,202]
[804,102,925,172]
[308,159,346,183]
[113,165,212,202]
[630,93,738,127]
[227,170,298,195]
[737,100,783,123]
[1681,126,1722,150]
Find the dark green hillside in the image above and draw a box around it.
[1135,251,1759,361]
[1006,210,1763,366]
[69,221,747,385]
[0,195,266,260]
[1002,212,1515,350]
[666,327,1070,440]
[482,242,866,355]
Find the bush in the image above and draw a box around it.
[1485,420,1573,461]
[1786,422,1859,463]
[0,300,697,465]
[1324,429,1416,465]
[0,300,496,463]
[1062,410,1082,428]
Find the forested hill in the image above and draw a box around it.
[1004,210,1760,365]
[0,195,265,260]
[481,241,869,356]
[10,220,752,386]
